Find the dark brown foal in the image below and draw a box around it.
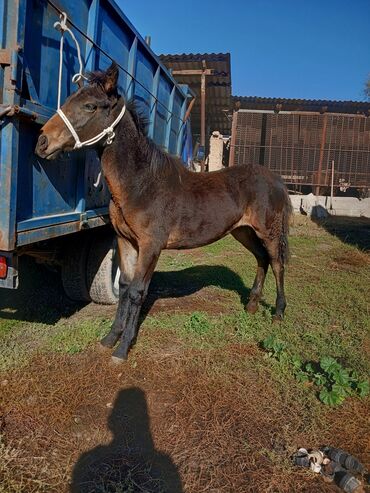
[35,62,292,362]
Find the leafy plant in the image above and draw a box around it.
[262,335,286,361]
[261,337,369,406]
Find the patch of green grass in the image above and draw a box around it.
[158,253,194,271]
[0,320,52,371]
[202,236,237,256]
[144,311,227,349]
[0,317,21,339]
[184,311,212,335]
[48,318,111,354]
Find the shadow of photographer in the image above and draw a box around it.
[70,387,183,493]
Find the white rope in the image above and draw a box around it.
[53,12,126,151]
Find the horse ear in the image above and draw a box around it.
[104,61,119,96]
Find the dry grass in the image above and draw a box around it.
[0,216,369,492]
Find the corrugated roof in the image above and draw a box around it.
[232,95,370,115]
[160,53,232,138]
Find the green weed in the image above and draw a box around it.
[262,335,369,406]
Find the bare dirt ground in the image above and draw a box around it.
[0,216,369,492]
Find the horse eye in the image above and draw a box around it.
[84,103,97,112]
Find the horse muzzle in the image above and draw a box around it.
[35,133,62,160]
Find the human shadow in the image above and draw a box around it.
[70,387,183,493]
[311,212,370,251]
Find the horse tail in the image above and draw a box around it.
[279,189,293,266]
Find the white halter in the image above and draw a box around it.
[54,12,126,150]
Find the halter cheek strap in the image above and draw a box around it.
[54,12,126,150]
[56,104,126,149]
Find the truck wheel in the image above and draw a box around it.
[61,236,92,302]
[87,234,120,304]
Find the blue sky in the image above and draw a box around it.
[117,0,370,102]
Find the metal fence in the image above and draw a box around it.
[229,110,370,192]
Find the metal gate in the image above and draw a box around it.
[229,110,370,193]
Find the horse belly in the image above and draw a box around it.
[166,212,242,249]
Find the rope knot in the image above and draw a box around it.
[53,12,68,32]
[106,129,115,145]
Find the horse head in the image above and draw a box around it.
[35,62,121,160]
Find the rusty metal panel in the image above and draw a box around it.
[230,110,370,191]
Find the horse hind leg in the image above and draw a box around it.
[231,226,269,314]
[263,237,287,323]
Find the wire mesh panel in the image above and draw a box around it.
[231,110,370,190]
[233,112,263,166]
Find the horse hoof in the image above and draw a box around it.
[110,355,127,365]
[272,314,283,323]
[112,346,129,362]
[246,302,259,314]
[100,333,119,348]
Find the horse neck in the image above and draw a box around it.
[101,109,181,191]
[100,111,165,207]
[100,111,145,182]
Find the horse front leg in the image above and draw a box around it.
[111,245,160,362]
[100,236,138,348]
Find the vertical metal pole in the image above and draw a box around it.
[228,110,238,166]
[85,0,100,72]
[200,68,206,172]
[148,66,160,139]
[126,37,138,101]
[164,86,175,152]
[316,113,328,195]
[330,160,335,210]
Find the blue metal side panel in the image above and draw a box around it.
[0,0,192,253]
[134,47,155,122]
[168,91,183,155]
[154,74,171,147]
[0,0,26,251]
[94,2,132,89]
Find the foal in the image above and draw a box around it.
[35,63,292,362]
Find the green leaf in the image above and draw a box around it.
[305,363,315,374]
[262,335,286,359]
[262,335,276,351]
[312,373,327,386]
[356,380,369,398]
[320,356,341,375]
[332,368,350,386]
[296,371,309,383]
[291,355,302,370]
[332,383,349,397]
[319,388,346,406]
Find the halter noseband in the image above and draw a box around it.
[56,103,126,150]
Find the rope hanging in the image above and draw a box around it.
[54,12,126,150]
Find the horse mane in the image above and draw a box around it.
[86,68,182,177]
[126,99,182,177]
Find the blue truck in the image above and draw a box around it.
[0,0,193,303]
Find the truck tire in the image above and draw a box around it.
[87,234,120,304]
[61,236,92,302]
